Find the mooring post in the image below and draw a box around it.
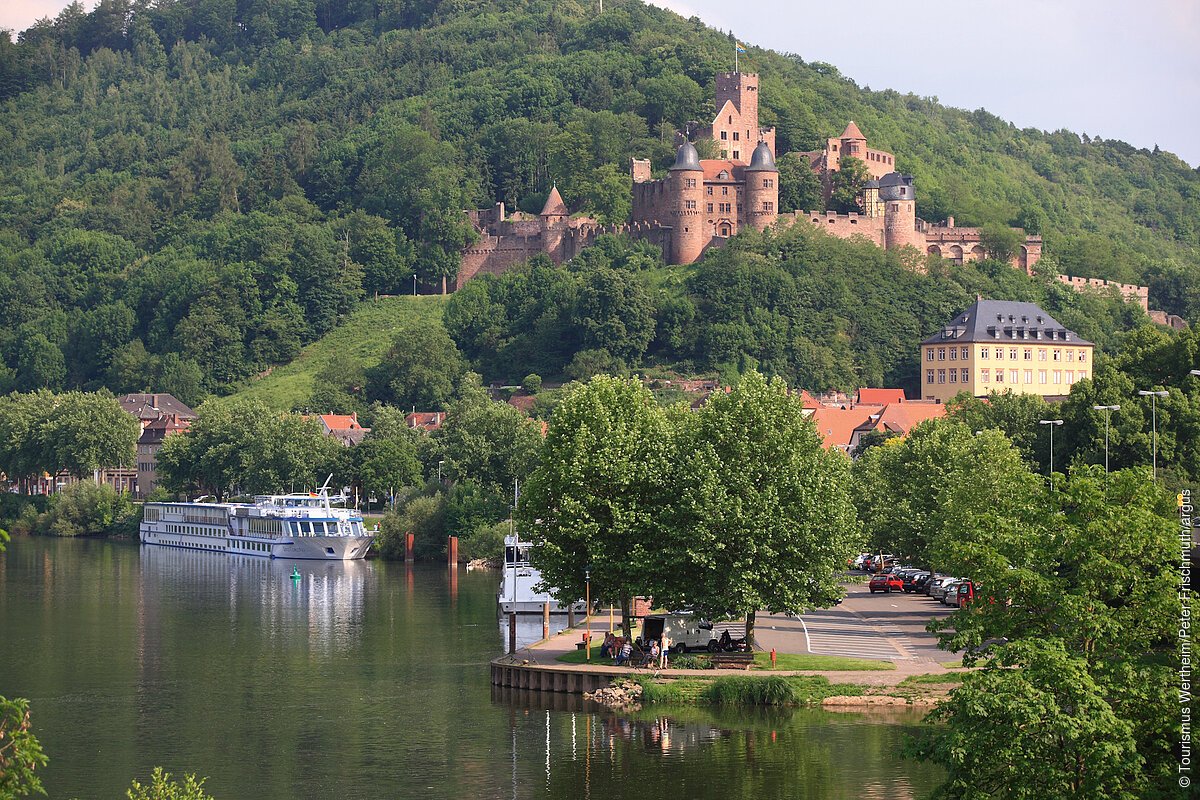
[405,532,414,562]
[448,535,458,566]
[567,606,575,628]
[542,601,550,641]
[508,612,517,654]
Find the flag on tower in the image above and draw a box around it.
[735,41,747,53]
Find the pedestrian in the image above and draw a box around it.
[660,634,670,669]
[648,638,660,667]
[617,639,632,667]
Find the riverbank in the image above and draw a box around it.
[492,612,966,709]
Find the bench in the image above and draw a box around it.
[709,652,755,670]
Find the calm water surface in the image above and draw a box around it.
[0,538,941,799]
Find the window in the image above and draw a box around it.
[960,347,969,359]
[936,348,945,361]
[1038,349,1047,361]
[707,186,713,195]
[1010,370,1019,383]
[1053,371,1061,384]
[1024,348,1032,360]
[960,368,969,383]
[763,178,774,188]
[981,347,990,359]
[1024,370,1033,384]
[683,178,696,188]
[981,368,990,382]
[733,151,740,160]
[722,186,729,196]
[1066,371,1075,385]
[733,132,740,141]
[1009,348,1018,360]
[926,349,934,362]
[762,201,774,212]
[1067,350,1075,362]
[707,203,713,213]
[684,200,696,210]
[949,370,957,383]
[995,369,1004,383]
[1053,349,1061,361]
[719,202,731,214]
[937,370,946,384]
[926,369,935,384]
[1039,370,1047,384]
[1079,350,1088,362]
[949,348,957,361]
[995,348,1003,360]
[720,131,728,140]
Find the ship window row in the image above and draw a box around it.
[249,518,283,536]
[183,507,226,523]
[144,506,161,522]
[236,540,271,552]
[293,520,335,536]
[165,523,223,537]
[160,538,227,550]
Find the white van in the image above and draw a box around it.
[639,613,718,654]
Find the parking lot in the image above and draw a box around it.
[756,579,956,664]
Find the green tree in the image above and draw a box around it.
[0,696,49,800]
[34,480,137,537]
[126,767,214,800]
[355,433,422,506]
[366,325,467,411]
[979,223,1023,263]
[776,151,823,213]
[520,376,676,638]
[436,399,543,495]
[667,371,859,646]
[521,374,542,394]
[41,391,140,479]
[828,156,869,214]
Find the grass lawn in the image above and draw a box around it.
[753,652,895,671]
[554,649,894,671]
[234,295,448,410]
[899,672,967,686]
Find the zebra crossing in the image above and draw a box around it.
[797,607,917,661]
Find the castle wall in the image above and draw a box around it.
[784,210,887,247]
[1057,275,1149,311]
[457,234,549,290]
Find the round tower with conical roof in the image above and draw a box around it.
[669,142,705,264]
[743,141,779,231]
[880,172,920,250]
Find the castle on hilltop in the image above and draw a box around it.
[456,70,1155,315]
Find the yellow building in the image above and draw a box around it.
[920,299,1093,403]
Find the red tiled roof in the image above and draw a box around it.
[318,413,363,431]
[856,388,906,405]
[798,390,820,409]
[701,160,744,180]
[811,406,876,450]
[840,121,866,140]
[540,185,568,217]
[406,412,444,431]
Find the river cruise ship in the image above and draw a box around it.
[141,488,374,560]
[498,535,587,614]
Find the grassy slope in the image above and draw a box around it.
[235,295,448,410]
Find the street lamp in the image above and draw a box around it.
[1038,419,1063,490]
[584,567,591,663]
[412,273,417,296]
[1137,390,1169,480]
[1092,405,1120,474]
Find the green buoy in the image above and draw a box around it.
[291,567,301,581]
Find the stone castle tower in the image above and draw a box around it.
[668,142,706,265]
[743,141,779,231]
[880,173,919,250]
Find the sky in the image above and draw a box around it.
[2,0,1197,167]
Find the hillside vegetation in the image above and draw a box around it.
[0,0,1195,400]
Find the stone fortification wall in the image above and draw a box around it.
[457,234,548,289]
[632,180,673,227]
[1058,275,1149,311]
[783,210,886,247]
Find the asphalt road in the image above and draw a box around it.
[756,579,956,664]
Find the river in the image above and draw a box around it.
[0,538,942,799]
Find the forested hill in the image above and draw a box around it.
[0,0,1197,401]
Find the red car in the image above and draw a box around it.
[869,574,904,593]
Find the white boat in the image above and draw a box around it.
[140,484,374,561]
[498,535,586,614]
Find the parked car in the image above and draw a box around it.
[869,574,904,593]
[903,572,931,593]
[930,577,960,601]
[956,580,978,607]
[638,613,717,653]
[941,580,965,606]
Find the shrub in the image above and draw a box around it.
[34,481,137,537]
[459,520,507,562]
[701,676,797,706]
[126,767,214,800]
[521,373,542,393]
[377,493,446,560]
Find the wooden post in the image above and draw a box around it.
[542,602,550,641]
[448,535,458,566]
[508,612,517,654]
[567,606,575,628]
[405,532,414,562]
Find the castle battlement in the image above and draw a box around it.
[1057,275,1149,310]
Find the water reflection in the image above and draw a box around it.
[139,545,370,655]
